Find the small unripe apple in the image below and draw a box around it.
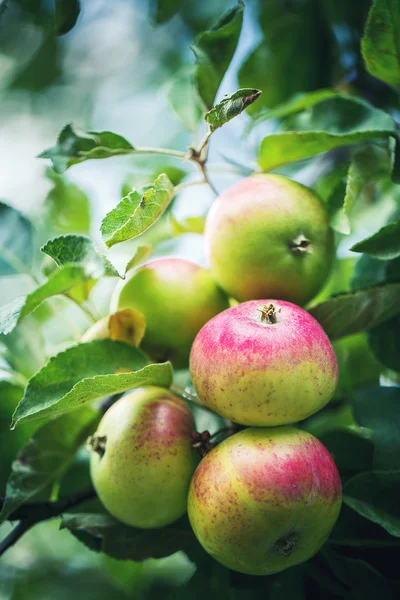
[89,387,197,528]
[205,174,334,305]
[81,309,146,347]
[188,427,342,575]
[111,257,229,367]
[190,300,338,426]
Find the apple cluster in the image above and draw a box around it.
[89,174,342,575]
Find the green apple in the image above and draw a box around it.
[188,427,342,575]
[90,387,197,528]
[205,174,334,305]
[111,257,229,367]
[81,309,146,348]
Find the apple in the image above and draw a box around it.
[205,174,334,305]
[81,309,146,348]
[188,426,342,575]
[111,257,229,367]
[190,300,338,426]
[89,386,197,528]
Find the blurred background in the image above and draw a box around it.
[0,0,399,597]
[0,0,257,226]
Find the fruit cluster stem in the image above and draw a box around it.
[192,431,214,457]
[187,125,218,195]
[0,488,96,558]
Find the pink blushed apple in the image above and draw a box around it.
[205,174,334,305]
[190,300,338,426]
[90,387,197,528]
[188,427,342,575]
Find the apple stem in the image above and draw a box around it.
[273,533,298,556]
[192,431,215,457]
[87,434,107,458]
[289,235,312,254]
[257,303,280,324]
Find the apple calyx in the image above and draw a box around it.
[273,533,298,556]
[257,303,280,324]
[289,235,312,255]
[87,434,107,458]
[192,430,215,457]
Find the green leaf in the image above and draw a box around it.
[368,316,400,372]
[350,219,400,259]
[352,387,400,471]
[333,333,382,397]
[329,165,353,235]
[191,2,244,109]
[319,430,373,472]
[250,89,341,128]
[58,447,91,498]
[260,131,394,174]
[121,167,186,199]
[124,244,152,274]
[41,235,119,277]
[170,215,205,236]
[41,234,121,303]
[239,0,333,114]
[0,0,7,21]
[165,66,203,132]
[352,255,400,290]
[0,407,99,524]
[303,402,363,440]
[39,124,134,174]
[171,561,230,599]
[55,0,80,35]
[0,381,37,494]
[269,567,306,600]
[100,174,174,248]
[361,0,400,88]
[61,513,195,560]
[308,283,400,340]
[0,320,46,379]
[0,264,92,335]
[331,504,400,548]
[11,29,60,93]
[151,0,182,24]
[321,547,394,599]
[43,169,90,234]
[331,146,391,235]
[204,88,262,131]
[344,471,400,537]
[313,162,349,205]
[258,96,396,171]
[0,201,35,276]
[310,257,355,307]
[12,340,173,426]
